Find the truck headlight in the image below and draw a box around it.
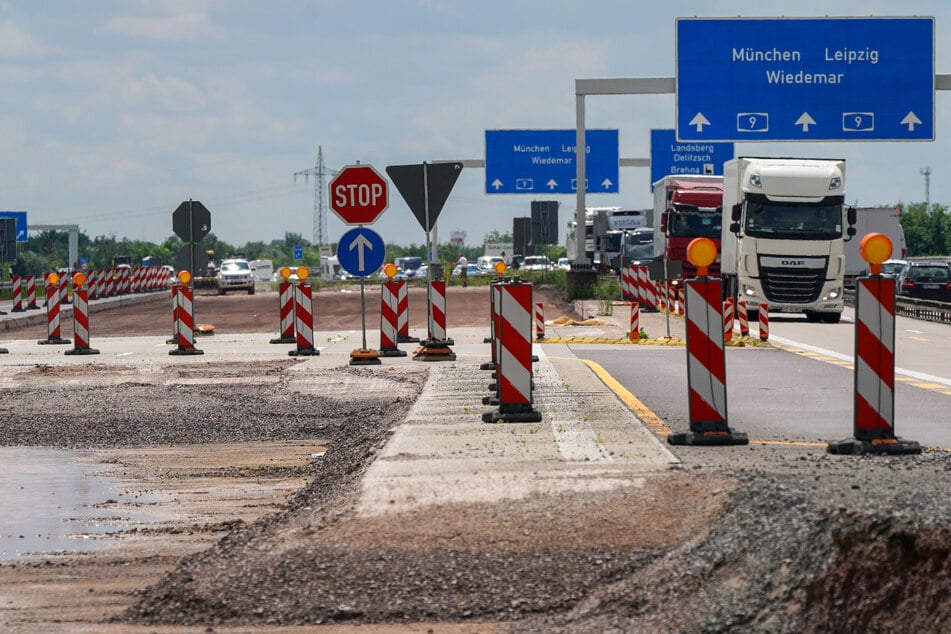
[822,287,841,301]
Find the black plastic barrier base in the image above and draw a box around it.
[482,408,542,424]
[667,429,750,446]
[827,437,922,455]
[269,335,296,344]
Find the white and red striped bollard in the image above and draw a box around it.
[758,303,769,341]
[656,282,666,312]
[65,274,99,355]
[534,301,545,340]
[636,266,657,312]
[621,266,637,302]
[269,281,297,344]
[38,274,70,345]
[482,281,541,423]
[629,301,640,340]
[10,275,24,312]
[678,287,686,316]
[395,279,417,343]
[723,298,734,342]
[26,275,38,309]
[59,272,70,305]
[105,268,115,297]
[737,300,750,337]
[379,280,406,357]
[828,275,920,455]
[87,270,98,300]
[289,282,317,356]
[668,277,747,446]
[169,283,203,355]
[415,280,455,361]
[480,278,503,373]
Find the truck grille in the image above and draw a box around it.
[759,266,825,303]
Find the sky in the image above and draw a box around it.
[2,0,950,253]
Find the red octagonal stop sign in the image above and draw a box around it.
[329,164,389,225]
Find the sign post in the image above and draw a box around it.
[676,17,934,142]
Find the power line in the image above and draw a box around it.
[294,146,337,247]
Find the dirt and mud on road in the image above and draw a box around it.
[1,284,949,633]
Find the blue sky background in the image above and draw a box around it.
[2,1,949,250]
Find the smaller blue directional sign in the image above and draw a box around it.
[0,211,28,242]
[293,245,304,260]
[485,129,619,194]
[650,129,734,190]
[337,227,386,277]
[676,17,934,142]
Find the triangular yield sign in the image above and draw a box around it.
[386,162,463,232]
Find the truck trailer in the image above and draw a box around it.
[843,206,906,287]
[652,175,724,280]
[721,157,856,323]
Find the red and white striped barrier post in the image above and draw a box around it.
[668,239,748,446]
[65,273,99,356]
[758,303,769,341]
[168,283,180,344]
[828,235,920,455]
[414,280,455,361]
[59,272,71,305]
[87,270,98,301]
[38,272,71,346]
[737,300,750,337]
[379,278,407,357]
[480,277,503,372]
[270,268,297,344]
[656,281,666,312]
[723,298,734,342]
[289,275,318,357]
[483,281,541,423]
[621,266,637,302]
[534,301,545,341]
[395,279,418,343]
[668,284,677,314]
[26,275,38,310]
[677,287,686,316]
[10,275,24,312]
[637,266,658,312]
[106,268,116,297]
[169,277,203,356]
[629,301,640,340]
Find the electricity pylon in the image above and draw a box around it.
[294,146,336,246]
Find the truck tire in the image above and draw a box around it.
[820,312,841,324]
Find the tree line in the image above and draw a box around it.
[898,202,951,257]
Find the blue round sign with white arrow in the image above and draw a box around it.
[337,227,386,277]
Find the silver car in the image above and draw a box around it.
[216,259,255,295]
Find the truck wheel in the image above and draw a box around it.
[805,311,821,323]
[820,312,841,324]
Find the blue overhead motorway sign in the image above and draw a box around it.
[337,227,386,278]
[649,129,733,190]
[0,211,28,242]
[485,129,619,194]
[676,17,934,142]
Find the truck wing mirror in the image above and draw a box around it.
[660,210,669,233]
[730,221,741,236]
[845,226,856,241]
[731,203,741,222]
[846,206,857,226]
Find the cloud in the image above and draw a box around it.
[102,2,224,42]
[0,19,53,55]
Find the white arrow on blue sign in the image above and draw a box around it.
[337,227,386,277]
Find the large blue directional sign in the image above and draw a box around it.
[337,227,385,277]
[676,17,934,142]
[649,129,734,190]
[0,211,28,242]
[485,129,619,194]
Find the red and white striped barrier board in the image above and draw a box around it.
[656,282,666,312]
[170,284,180,342]
[636,266,657,312]
[414,280,455,361]
[379,280,406,357]
[59,273,71,305]
[737,300,750,337]
[483,281,541,423]
[668,277,747,446]
[289,283,318,356]
[87,270,98,300]
[621,266,637,302]
[26,275,38,309]
[828,276,920,455]
[629,302,640,340]
[269,281,297,344]
[723,298,734,342]
[395,280,418,343]
[758,303,769,341]
[106,268,116,297]
[65,277,99,356]
[11,275,24,312]
[534,302,545,340]
[668,284,677,314]
[38,275,70,345]
[169,283,202,355]
[480,278,503,373]
[677,287,685,316]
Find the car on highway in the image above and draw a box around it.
[896,261,951,302]
[520,255,554,272]
[452,262,482,279]
[476,256,505,274]
[556,257,571,271]
[216,258,255,295]
[880,259,907,277]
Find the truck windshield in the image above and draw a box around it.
[668,204,722,238]
[744,196,842,240]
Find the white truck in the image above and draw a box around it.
[565,207,649,268]
[721,157,856,323]
[843,206,906,287]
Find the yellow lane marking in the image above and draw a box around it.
[912,383,948,390]
[909,336,929,342]
[580,359,672,437]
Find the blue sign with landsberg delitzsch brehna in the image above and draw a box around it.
[649,129,734,191]
[485,129,619,194]
[676,17,934,142]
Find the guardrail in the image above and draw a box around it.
[844,288,951,325]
